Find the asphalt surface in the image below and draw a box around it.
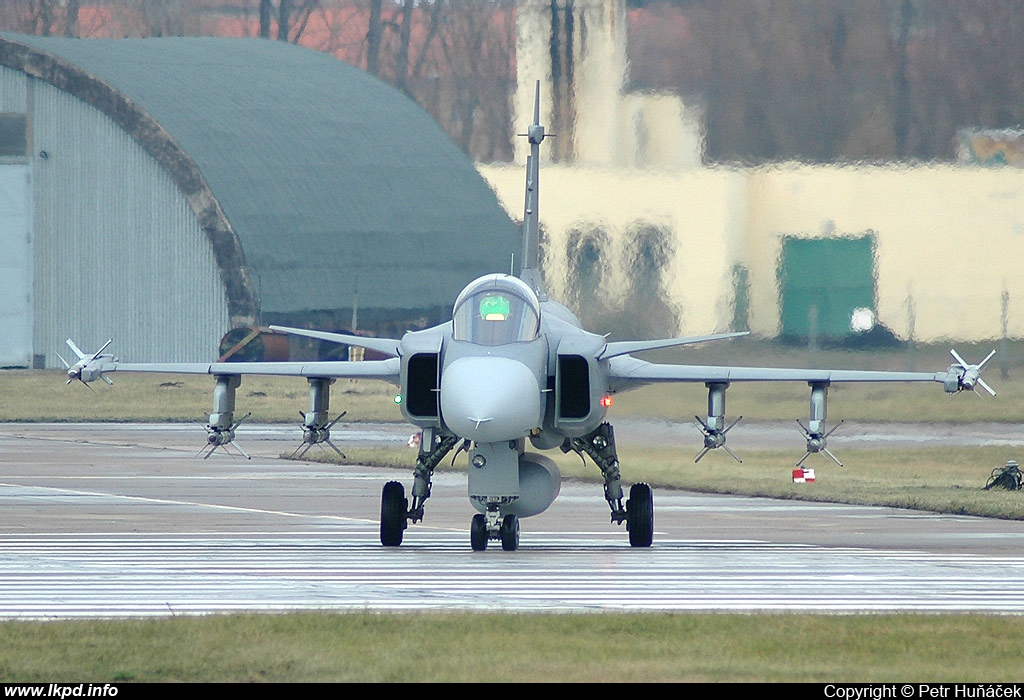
[2,421,1024,617]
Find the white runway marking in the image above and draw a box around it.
[3,533,1024,617]
[0,483,380,524]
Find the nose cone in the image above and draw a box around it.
[440,356,542,442]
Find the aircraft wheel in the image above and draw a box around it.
[626,482,654,548]
[500,514,520,551]
[470,514,488,551]
[380,481,407,547]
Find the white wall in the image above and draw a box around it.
[478,161,1024,343]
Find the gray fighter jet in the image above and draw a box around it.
[65,85,995,551]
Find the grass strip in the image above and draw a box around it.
[2,612,1024,682]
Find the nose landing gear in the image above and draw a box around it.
[470,510,520,551]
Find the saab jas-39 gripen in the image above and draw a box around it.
[64,84,995,552]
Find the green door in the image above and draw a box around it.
[778,235,876,340]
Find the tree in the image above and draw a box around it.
[907,0,1024,159]
[365,0,383,75]
[2,0,76,36]
[627,0,1024,163]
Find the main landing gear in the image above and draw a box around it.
[625,482,654,547]
[381,423,655,551]
[380,480,408,547]
[566,422,654,548]
[379,428,459,547]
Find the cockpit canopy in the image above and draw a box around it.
[452,274,541,346]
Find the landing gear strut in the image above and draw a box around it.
[566,422,654,547]
[378,428,458,547]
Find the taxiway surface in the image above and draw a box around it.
[2,421,1024,617]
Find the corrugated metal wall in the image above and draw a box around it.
[0,67,231,366]
[0,164,32,367]
[0,70,26,111]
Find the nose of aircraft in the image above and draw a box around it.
[440,356,542,443]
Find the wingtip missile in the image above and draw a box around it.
[948,348,997,396]
[61,338,116,386]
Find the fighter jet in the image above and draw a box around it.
[64,84,995,551]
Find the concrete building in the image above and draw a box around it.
[479,161,1024,344]
[0,33,518,367]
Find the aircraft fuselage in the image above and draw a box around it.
[395,274,612,521]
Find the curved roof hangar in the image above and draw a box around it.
[0,34,518,327]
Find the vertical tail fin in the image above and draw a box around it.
[519,80,547,300]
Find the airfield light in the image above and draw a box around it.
[393,394,403,405]
[600,395,614,407]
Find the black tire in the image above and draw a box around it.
[500,514,520,551]
[471,513,489,551]
[380,481,407,547]
[626,482,654,548]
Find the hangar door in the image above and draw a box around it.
[777,235,876,340]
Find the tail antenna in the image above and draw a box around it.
[519,80,548,300]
